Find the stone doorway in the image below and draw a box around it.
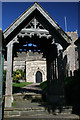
[36,71,42,83]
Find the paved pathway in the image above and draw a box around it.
[17,83,42,94]
[4,83,80,120]
[3,113,80,120]
[23,83,42,91]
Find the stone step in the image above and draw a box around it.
[4,107,45,111]
[13,93,44,103]
[4,109,48,117]
[3,116,79,120]
[13,93,42,98]
[4,110,79,120]
[4,106,73,118]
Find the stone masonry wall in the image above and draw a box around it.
[64,31,78,76]
[26,60,47,83]
[4,52,47,83]
[4,60,25,71]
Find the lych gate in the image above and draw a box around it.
[3,2,71,107]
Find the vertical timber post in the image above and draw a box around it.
[46,44,65,105]
[5,42,13,107]
[57,50,65,104]
[5,37,19,108]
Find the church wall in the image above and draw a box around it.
[4,60,25,71]
[26,60,47,83]
[66,44,77,76]
[13,61,25,71]
[4,59,47,83]
[64,31,79,76]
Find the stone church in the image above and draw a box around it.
[4,30,78,83]
[4,51,47,83]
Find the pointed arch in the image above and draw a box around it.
[36,71,42,83]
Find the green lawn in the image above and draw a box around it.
[13,82,32,88]
[40,81,47,90]
[40,81,47,95]
[13,82,33,94]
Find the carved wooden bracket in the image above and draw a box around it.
[18,18,52,39]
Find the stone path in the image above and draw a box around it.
[4,114,80,120]
[23,83,42,92]
[17,83,42,94]
[4,83,80,120]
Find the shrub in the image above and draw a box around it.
[13,69,24,82]
[64,75,80,106]
[40,81,47,94]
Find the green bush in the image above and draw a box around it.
[40,81,47,94]
[64,74,80,106]
[13,69,24,82]
[3,69,24,82]
[40,81,47,90]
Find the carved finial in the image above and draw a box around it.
[34,2,38,7]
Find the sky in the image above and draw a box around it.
[2,2,79,37]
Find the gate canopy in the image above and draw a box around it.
[4,2,72,108]
[3,2,71,50]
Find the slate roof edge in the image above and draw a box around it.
[3,2,72,43]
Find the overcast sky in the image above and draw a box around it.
[2,2,79,37]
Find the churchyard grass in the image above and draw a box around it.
[13,82,32,94]
[13,82,32,88]
[40,80,47,92]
